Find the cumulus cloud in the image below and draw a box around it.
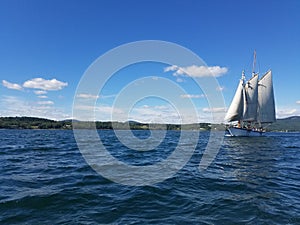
[37,95,48,99]
[164,65,228,77]
[0,96,69,120]
[128,104,218,124]
[2,80,23,90]
[72,102,226,123]
[176,78,184,83]
[164,65,178,73]
[202,107,227,123]
[216,86,225,91]
[296,100,300,104]
[180,94,205,99]
[76,93,116,100]
[23,78,68,90]
[34,90,47,95]
[37,100,54,105]
[276,108,299,118]
[74,103,185,123]
[129,104,181,124]
[3,78,67,91]
[203,107,226,113]
[73,104,124,121]
[77,93,100,99]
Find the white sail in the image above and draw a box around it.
[243,74,259,121]
[225,78,244,122]
[257,70,276,123]
[225,52,276,137]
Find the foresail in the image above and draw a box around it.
[243,74,259,121]
[225,79,244,122]
[257,70,276,123]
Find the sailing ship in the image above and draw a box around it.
[225,52,276,137]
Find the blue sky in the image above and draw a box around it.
[1,0,299,122]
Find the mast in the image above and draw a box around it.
[252,50,256,76]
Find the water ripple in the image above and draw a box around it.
[0,130,299,224]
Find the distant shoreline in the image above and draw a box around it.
[0,116,211,131]
[0,116,300,132]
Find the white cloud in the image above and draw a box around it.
[276,108,300,118]
[216,86,225,92]
[154,105,169,110]
[128,104,219,124]
[23,78,68,91]
[73,103,186,123]
[76,93,117,100]
[180,94,205,99]
[0,96,70,120]
[202,107,227,123]
[77,93,100,99]
[70,102,227,123]
[37,100,54,105]
[203,107,226,113]
[37,95,48,99]
[176,78,184,83]
[164,65,178,72]
[97,105,123,114]
[2,80,23,90]
[101,94,117,99]
[296,100,300,104]
[73,104,124,121]
[164,65,228,77]
[34,90,47,95]
[129,104,181,124]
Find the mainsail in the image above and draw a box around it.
[257,71,276,123]
[243,74,258,121]
[225,70,275,125]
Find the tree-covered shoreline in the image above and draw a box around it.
[0,116,211,130]
[0,116,299,131]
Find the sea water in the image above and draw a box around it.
[0,129,299,224]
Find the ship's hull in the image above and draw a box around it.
[226,127,264,137]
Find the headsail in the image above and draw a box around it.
[242,74,259,121]
[257,70,276,123]
[225,77,244,122]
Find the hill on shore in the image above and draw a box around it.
[268,116,300,132]
[0,116,299,131]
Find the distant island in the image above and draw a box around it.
[0,116,299,132]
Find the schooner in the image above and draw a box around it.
[225,52,276,136]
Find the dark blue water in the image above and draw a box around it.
[0,130,300,224]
